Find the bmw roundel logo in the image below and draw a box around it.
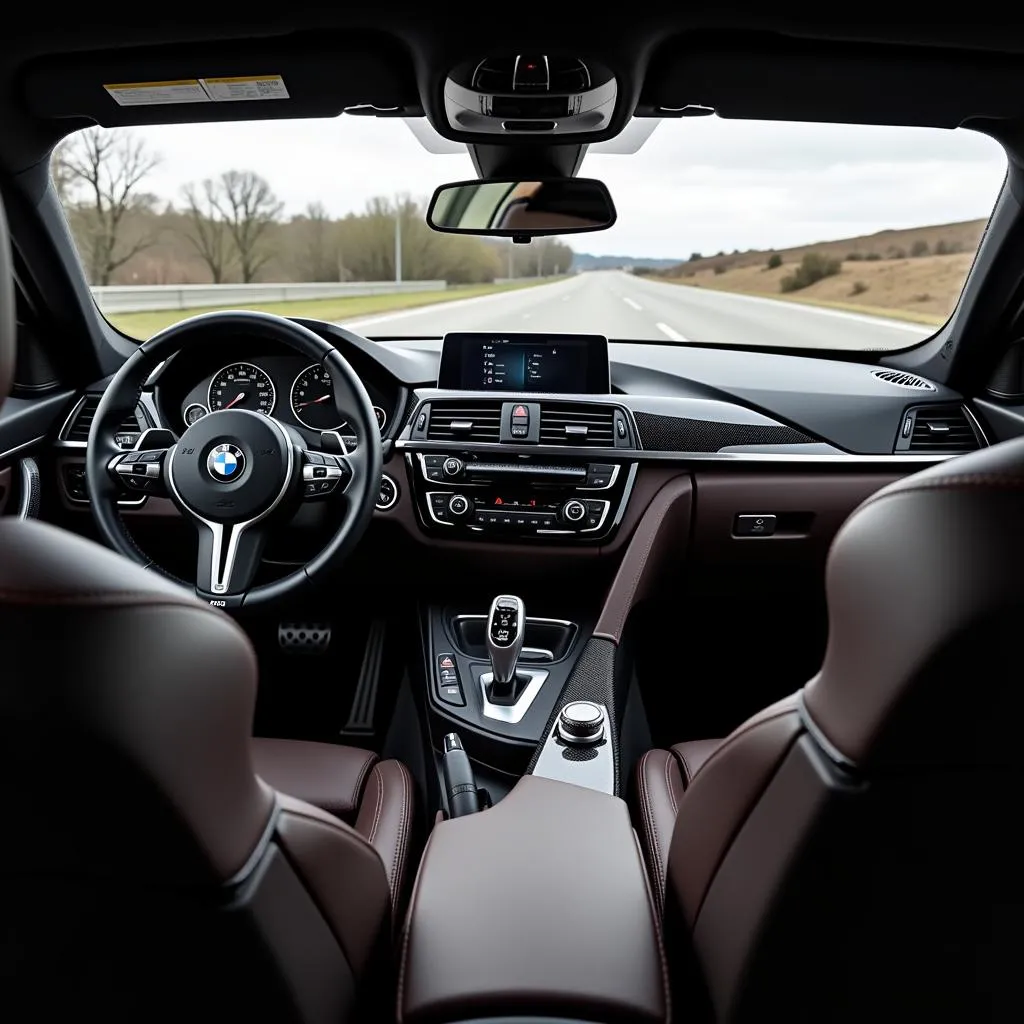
[207,443,245,482]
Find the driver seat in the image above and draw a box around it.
[0,198,413,1021]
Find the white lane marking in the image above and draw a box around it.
[656,322,687,342]
[342,277,574,330]
[622,297,642,311]
[641,277,927,334]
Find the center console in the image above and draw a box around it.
[398,774,668,1024]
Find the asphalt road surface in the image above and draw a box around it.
[345,270,933,351]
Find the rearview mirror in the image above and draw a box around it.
[426,177,616,238]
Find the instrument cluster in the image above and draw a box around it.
[175,353,394,446]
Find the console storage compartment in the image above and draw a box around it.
[398,775,668,1023]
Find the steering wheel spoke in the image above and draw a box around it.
[196,520,268,597]
[300,449,352,500]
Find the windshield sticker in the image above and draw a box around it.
[199,76,289,101]
[103,80,211,105]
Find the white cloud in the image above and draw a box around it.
[128,113,1008,260]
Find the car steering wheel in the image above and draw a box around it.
[86,311,382,609]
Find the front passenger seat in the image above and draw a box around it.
[634,441,1024,1021]
[0,197,412,1021]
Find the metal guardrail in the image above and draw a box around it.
[91,280,447,314]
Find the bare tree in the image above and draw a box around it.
[209,170,282,283]
[181,181,234,283]
[54,127,161,285]
[294,201,340,281]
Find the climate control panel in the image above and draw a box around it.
[408,451,633,542]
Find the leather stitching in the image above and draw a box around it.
[367,767,384,846]
[396,828,434,1022]
[665,750,680,816]
[677,747,697,785]
[632,829,672,1022]
[389,762,411,918]
[636,750,665,909]
[350,752,376,813]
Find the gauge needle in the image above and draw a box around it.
[222,392,246,410]
[297,395,331,407]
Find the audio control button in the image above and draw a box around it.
[561,499,586,523]
[443,457,464,478]
[448,494,471,517]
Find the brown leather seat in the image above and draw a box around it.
[252,737,413,906]
[0,200,413,1021]
[634,440,1024,1021]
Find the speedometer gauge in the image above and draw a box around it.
[290,364,344,430]
[208,362,276,416]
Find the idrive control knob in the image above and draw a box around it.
[557,701,605,745]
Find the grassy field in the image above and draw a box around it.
[655,219,987,324]
[108,279,553,339]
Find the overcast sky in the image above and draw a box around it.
[133,114,1007,259]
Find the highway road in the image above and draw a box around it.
[346,270,933,351]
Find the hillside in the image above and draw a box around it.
[573,253,683,272]
[650,219,987,324]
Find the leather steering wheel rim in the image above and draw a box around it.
[86,311,382,609]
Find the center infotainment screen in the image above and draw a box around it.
[437,333,610,394]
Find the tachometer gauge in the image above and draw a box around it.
[208,363,276,416]
[290,364,344,431]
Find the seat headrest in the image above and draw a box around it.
[0,196,14,407]
[803,436,1024,767]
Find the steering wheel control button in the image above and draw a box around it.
[734,513,777,537]
[300,451,349,499]
[377,474,399,511]
[557,701,605,745]
[436,653,466,706]
[443,456,464,478]
[561,498,586,523]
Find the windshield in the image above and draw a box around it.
[52,115,1006,350]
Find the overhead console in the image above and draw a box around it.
[443,54,618,137]
[406,331,637,543]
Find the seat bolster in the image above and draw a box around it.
[354,759,414,919]
[274,793,390,980]
[634,748,687,912]
[252,738,377,820]
[670,739,722,784]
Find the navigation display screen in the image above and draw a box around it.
[437,333,610,394]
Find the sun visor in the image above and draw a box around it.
[20,33,421,127]
[640,35,1024,129]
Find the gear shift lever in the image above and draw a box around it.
[486,594,525,701]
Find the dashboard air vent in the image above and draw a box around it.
[426,401,502,442]
[897,404,982,453]
[872,369,936,391]
[62,395,142,442]
[539,402,615,447]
